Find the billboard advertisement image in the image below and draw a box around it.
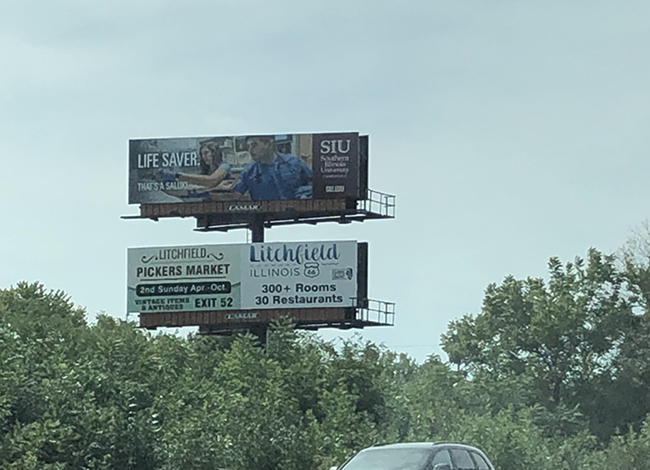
[127,240,359,314]
[128,132,360,204]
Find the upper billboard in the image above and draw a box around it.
[128,132,361,204]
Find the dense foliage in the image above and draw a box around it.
[2,242,650,469]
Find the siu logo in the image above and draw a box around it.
[320,139,351,154]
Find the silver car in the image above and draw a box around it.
[332,442,495,470]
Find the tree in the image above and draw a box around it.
[441,249,634,439]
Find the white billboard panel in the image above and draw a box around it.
[127,241,358,314]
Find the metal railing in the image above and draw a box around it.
[353,298,395,326]
[357,189,396,218]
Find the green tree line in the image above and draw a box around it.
[2,237,650,469]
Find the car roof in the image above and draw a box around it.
[369,442,480,451]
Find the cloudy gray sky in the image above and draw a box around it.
[1,0,649,361]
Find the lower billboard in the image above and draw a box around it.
[127,240,361,315]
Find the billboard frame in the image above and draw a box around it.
[131,242,396,333]
[138,300,396,333]
[122,188,395,238]
[124,132,396,339]
[122,134,396,237]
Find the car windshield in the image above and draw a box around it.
[341,448,431,470]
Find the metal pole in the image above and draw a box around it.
[249,323,268,346]
[250,215,265,243]
[248,216,266,346]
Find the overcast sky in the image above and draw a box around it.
[1,0,649,361]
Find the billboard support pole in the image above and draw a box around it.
[250,216,265,243]
[250,323,268,346]
[249,216,266,343]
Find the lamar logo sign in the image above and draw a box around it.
[225,312,259,320]
[228,204,260,212]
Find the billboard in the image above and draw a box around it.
[127,240,360,314]
[129,132,361,205]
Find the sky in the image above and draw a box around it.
[1,0,649,362]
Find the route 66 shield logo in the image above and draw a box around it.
[304,262,320,278]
